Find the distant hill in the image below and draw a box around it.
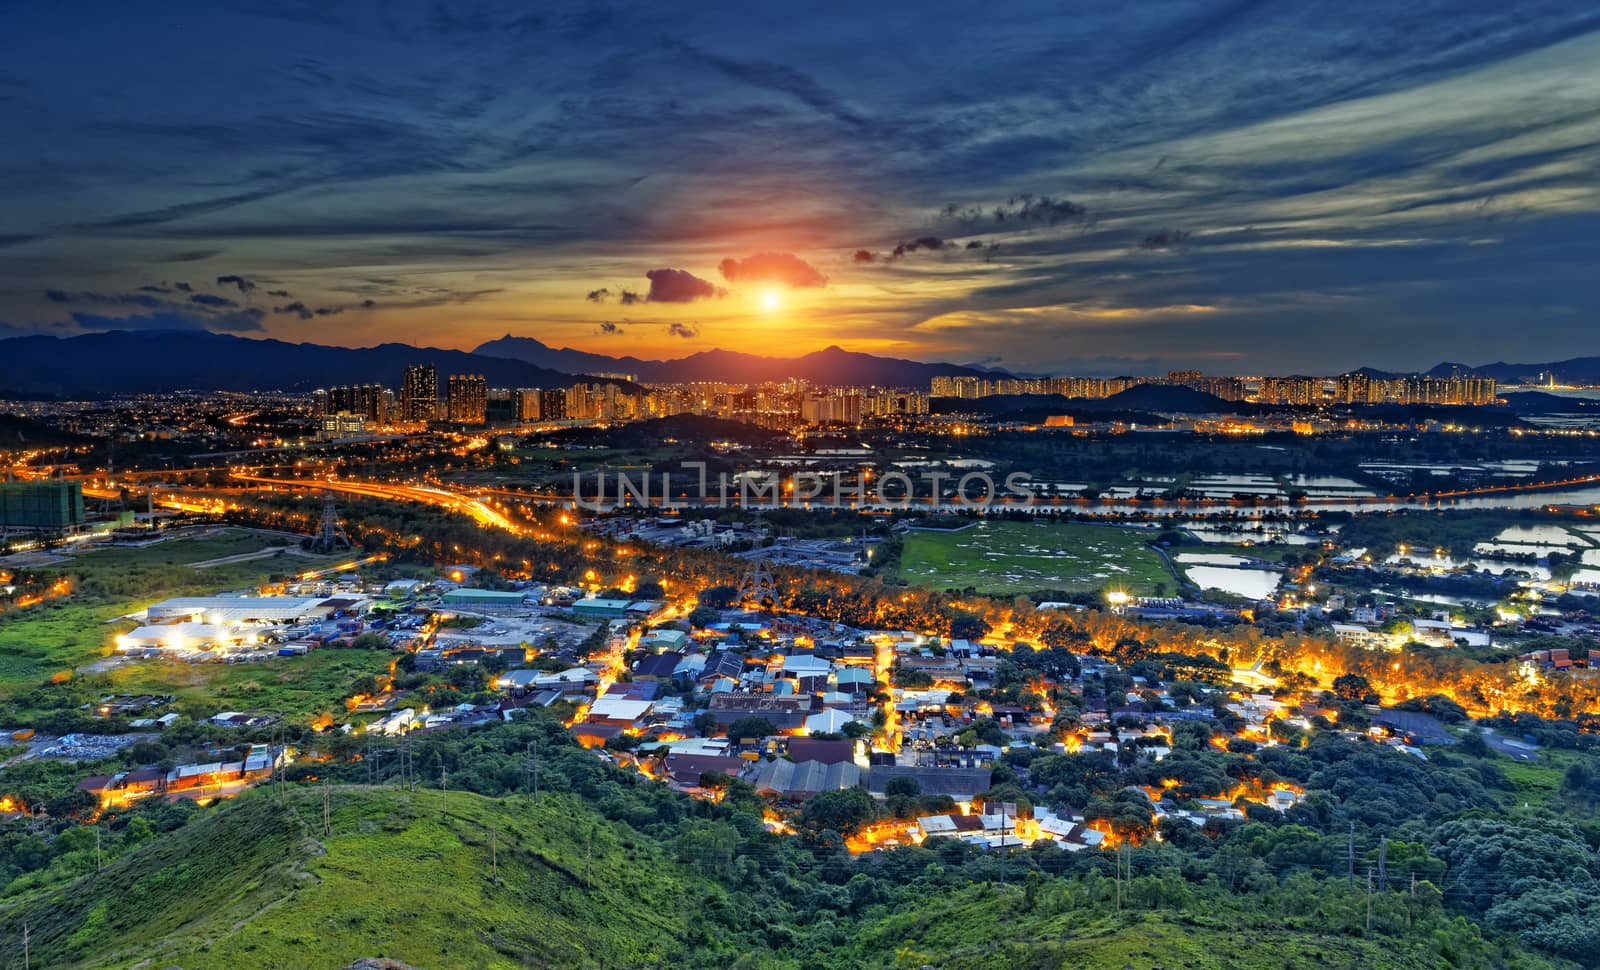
[1498,389,1600,415]
[474,334,1005,385]
[1098,384,1239,413]
[935,385,1251,419]
[1428,356,1600,385]
[0,330,589,394]
[532,414,787,448]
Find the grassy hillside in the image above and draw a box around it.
[827,882,1567,970]
[0,785,713,969]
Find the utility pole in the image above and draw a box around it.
[1365,866,1373,934]
[526,740,540,803]
[491,825,498,886]
[22,922,28,970]
[96,826,102,873]
[1115,843,1122,913]
[585,827,593,883]
[1347,821,1355,886]
[1378,836,1388,891]
[322,779,332,837]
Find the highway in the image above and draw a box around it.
[231,474,519,532]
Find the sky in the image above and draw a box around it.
[3,0,1600,375]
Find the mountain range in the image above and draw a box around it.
[0,330,582,395]
[0,330,1010,396]
[1,328,1595,396]
[1425,356,1600,384]
[472,334,1006,385]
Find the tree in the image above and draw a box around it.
[1332,673,1373,703]
[698,585,740,609]
[726,717,776,745]
[800,787,880,835]
[692,711,719,737]
[884,775,921,798]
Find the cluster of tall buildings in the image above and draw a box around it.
[930,369,1497,407]
[1331,372,1498,406]
[311,369,937,433]
[314,364,579,432]
[931,375,1159,400]
[313,384,396,425]
[799,389,929,424]
[445,374,487,424]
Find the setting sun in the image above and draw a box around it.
[760,289,782,312]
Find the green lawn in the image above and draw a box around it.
[894,520,1178,596]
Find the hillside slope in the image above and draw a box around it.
[826,883,1566,970]
[0,786,711,969]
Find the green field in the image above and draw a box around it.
[103,649,394,719]
[894,520,1178,596]
[0,528,348,696]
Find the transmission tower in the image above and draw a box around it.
[738,557,779,609]
[99,448,125,518]
[311,491,352,552]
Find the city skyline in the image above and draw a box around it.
[4,2,1600,374]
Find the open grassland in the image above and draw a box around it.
[102,648,394,719]
[894,520,1177,596]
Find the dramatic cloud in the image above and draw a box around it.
[665,321,699,339]
[189,292,238,308]
[891,236,945,259]
[596,321,624,335]
[717,252,827,289]
[68,309,264,333]
[1139,229,1192,250]
[275,300,367,319]
[644,268,724,303]
[6,4,1600,370]
[943,195,1088,227]
[43,289,162,308]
